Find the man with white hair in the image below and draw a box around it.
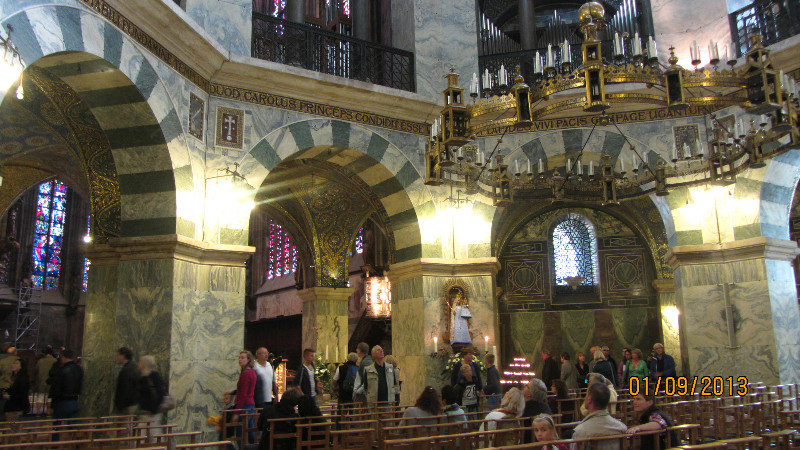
[354,345,398,405]
[254,347,275,407]
[137,355,166,436]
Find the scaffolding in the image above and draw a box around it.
[14,285,42,351]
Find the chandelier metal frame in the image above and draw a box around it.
[424,1,800,207]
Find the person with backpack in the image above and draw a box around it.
[332,352,358,410]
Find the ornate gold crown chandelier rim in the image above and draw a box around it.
[424,3,800,207]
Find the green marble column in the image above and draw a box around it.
[297,287,352,365]
[389,258,500,405]
[653,278,684,376]
[667,237,800,384]
[82,236,253,431]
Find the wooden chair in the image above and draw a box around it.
[761,429,800,449]
[716,436,763,450]
[92,435,149,449]
[152,431,203,448]
[175,442,232,449]
[296,421,333,449]
[331,427,372,449]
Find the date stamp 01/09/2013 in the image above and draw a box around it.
[628,376,750,397]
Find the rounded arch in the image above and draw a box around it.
[0,4,195,239]
[498,127,666,179]
[238,119,429,264]
[493,201,666,280]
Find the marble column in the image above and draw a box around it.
[286,0,305,23]
[353,0,370,41]
[388,258,500,405]
[82,235,254,432]
[666,237,800,384]
[652,278,683,376]
[414,0,480,99]
[297,287,353,364]
[518,0,537,50]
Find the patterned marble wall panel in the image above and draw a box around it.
[81,264,118,416]
[413,0,479,100]
[508,312,544,364]
[169,358,239,437]
[651,0,730,69]
[765,259,800,384]
[658,292,684,374]
[185,0,252,56]
[611,307,654,354]
[560,310,595,361]
[593,310,614,348]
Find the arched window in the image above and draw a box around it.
[352,226,364,255]
[32,180,68,289]
[266,219,298,280]
[551,213,598,287]
[82,215,91,293]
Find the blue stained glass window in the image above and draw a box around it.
[82,215,91,293]
[351,226,364,255]
[31,180,68,290]
[265,219,298,280]
[552,213,598,286]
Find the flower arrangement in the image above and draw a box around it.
[314,354,333,394]
[442,352,488,379]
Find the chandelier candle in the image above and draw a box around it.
[633,32,642,56]
[647,35,657,58]
[470,73,478,96]
[499,65,508,86]
[534,51,542,74]
[546,44,554,68]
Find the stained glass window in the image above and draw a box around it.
[32,180,68,289]
[266,219,298,280]
[354,226,364,255]
[272,0,285,17]
[342,0,350,16]
[552,213,598,286]
[82,215,91,293]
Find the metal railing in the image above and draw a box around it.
[14,285,41,351]
[729,0,800,57]
[252,13,415,92]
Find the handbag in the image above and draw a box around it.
[148,374,176,413]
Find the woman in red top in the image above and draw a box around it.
[224,350,257,443]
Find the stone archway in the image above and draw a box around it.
[0,5,241,432]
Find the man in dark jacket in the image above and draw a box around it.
[114,347,140,414]
[49,349,83,419]
[541,349,560,390]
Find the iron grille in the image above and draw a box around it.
[252,13,415,92]
[552,213,597,287]
[729,0,800,57]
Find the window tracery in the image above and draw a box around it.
[551,213,598,287]
[32,180,67,289]
[266,219,298,279]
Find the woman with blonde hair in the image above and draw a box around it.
[138,355,166,436]
[532,414,575,450]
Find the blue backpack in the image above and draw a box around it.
[343,364,359,394]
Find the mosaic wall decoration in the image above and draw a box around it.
[188,92,205,141]
[215,106,244,149]
[673,124,701,159]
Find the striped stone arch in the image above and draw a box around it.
[0,3,194,238]
[502,128,660,172]
[649,148,800,246]
[237,119,430,263]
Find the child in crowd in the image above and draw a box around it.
[532,414,574,450]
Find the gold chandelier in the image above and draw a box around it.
[424,1,800,206]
